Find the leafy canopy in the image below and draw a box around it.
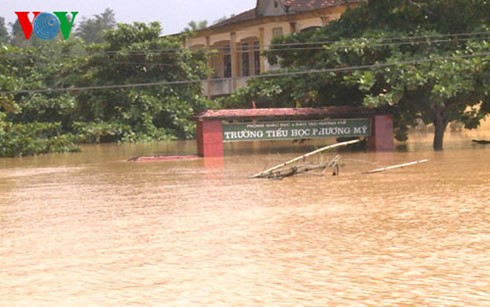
[0,15,214,156]
[226,0,490,150]
[75,8,116,44]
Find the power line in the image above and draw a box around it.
[17,32,483,68]
[252,52,490,79]
[1,30,489,59]
[0,79,202,95]
[264,31,490,48]
[265,35,490,53]
[1,51,488,95]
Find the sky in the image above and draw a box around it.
[1,0,257,35]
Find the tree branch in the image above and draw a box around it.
[408,0,434,16]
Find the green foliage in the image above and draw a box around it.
[229,0,490,150]
[0,17,212,157]
[74,22,211,141]
[0,121,79,157]
[0,17,9,44]
[1,39,84,128]
[213,15,235,25]
[220,70,324,108]
[72,121,134,143]
[184,20,209,33]
[9,19,47,48]
[75,8,116,44]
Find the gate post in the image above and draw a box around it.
[368,114,394,151]
[197,120,224,157]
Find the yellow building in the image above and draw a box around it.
[185,0,365,98]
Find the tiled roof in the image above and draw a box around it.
[283,0,359,12]
[211,9,256,28]
[208,0,362,29]
[196,107,373,120]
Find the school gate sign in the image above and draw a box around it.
[222,118,371,142]
[195,108,394,157]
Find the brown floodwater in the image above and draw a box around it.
[1,126,489,306]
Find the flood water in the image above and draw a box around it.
[1,126,489,306]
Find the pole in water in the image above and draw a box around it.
[365,159,429,174]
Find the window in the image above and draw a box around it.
[223,45,231,78]
[272,27,283,38]
[241,43,250,77]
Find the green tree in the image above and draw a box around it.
[213,14,235,25]
[0,42,82,156]
[184,20,208,33]
[0,45,22,115]
[75,8,116,44]
[10,19,27,46]
[73,22,212,142]
[0,20,213,156]
[0,17,9,44]
[233,0,490,150]
[9,19,47,47]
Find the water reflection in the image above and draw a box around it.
[0,128,489,305]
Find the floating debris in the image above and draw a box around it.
[252,139,360,179]
[364,159,429,174]
[472,140,490,145]
[128,155,200,162]
[263,154,344,180]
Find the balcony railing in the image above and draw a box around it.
[203,77,252,97]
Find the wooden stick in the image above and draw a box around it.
[472,139,490,145]
[251,139,360,178]
[365,159,429,174]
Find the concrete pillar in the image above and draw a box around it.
[205,36,212,99]
[368,114,394,151]
[230,32,238,90]
[258,27,266,74]
[321,16,330,26]
[197,120,224,157]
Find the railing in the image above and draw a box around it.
[203,77,252,97]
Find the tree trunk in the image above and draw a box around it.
[433,107,448,151]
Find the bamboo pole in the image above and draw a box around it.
[365,159,429,174]
[251,139,360,178]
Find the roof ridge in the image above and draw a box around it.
[210,8,256,29]
[203,0,363,30]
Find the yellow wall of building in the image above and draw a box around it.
[184,3,359,96]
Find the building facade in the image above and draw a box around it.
[185,0,365,98]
